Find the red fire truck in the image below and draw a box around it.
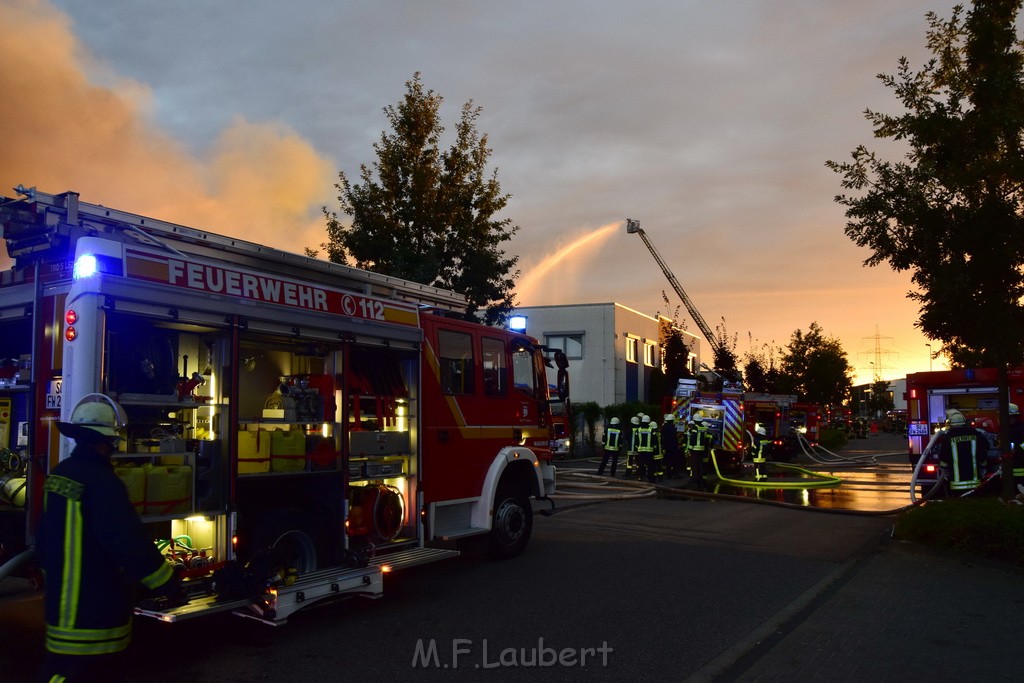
[667,379,745,470]
[0,187,561,623]
[905,368,1022,494]
[742,394,820,461]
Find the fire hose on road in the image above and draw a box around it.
[550,469,658,502]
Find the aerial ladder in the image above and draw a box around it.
[625,218,724,361]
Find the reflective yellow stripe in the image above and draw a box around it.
[948,439,981,489]
[58,500,83,629]
[49,676,66,683]
[46,622,132,655]
[46,636,131,655]
[48,623,132,641]
[141,561,174,590]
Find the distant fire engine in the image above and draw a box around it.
[742,393,820,460]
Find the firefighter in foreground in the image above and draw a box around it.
[936,409,987,497]
[37,395,184,682]
[686,414,712,490]
[597,417,622,477]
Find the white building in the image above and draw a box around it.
[512,303,702,407]
[851,377,908,417]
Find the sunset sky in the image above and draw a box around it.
[1,0,965,385]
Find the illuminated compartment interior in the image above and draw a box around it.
[347,389,417,547]
[165,514,230,575]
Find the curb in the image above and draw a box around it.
[683,530,889,682]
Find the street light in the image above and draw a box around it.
[926,343,932,371]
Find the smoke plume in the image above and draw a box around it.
[0,0,337,264]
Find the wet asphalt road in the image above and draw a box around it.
[0,434,906,681]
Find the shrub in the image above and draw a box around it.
[818,427,848,451]
[894,497,1024,566]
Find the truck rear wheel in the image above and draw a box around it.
[245,509,320,574]
[487,486,532,560]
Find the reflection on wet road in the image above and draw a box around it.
[710,443,915,512]
[712,459,914,512]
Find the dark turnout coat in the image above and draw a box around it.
[36,443,174,656]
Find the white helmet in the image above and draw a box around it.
[945,409,967,427]
[630,416,640,425]
[663,413,675,423]
[755,425,767,436]
[58,394,127,441]
[610,417,620,425]
[641,415,651,424]
[693,414,704,423]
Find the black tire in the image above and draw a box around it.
[487,486,532,560]
[244,509,321,574]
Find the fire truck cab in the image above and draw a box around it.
[0,187,560,623]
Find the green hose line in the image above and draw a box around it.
[708,450,842,489]
[156,535,196,553]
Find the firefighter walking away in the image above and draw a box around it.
[37,395,184,683]
[936,409,987,497]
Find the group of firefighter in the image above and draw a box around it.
[596,411,773,489]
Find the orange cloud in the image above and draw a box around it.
[0,0,336,264]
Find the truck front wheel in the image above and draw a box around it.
[488,487,532,560]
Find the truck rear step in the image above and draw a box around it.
[135,547,458,624]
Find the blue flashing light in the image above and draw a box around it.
[73,253,98,280]
[508,315,528,333]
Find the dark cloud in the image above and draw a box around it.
[17,0,957,378]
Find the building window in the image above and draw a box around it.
[643,341,656,367]
[546,333,584,360]
[626,337,638,364]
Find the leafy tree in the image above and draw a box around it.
[321,73,519,325]
[712,317,740,380]
[576,401,603,456]
[826,0,1024,497]
[743,335,784,394]
[866,379,896,417]
[657,296,695,398]
[779,322,853,407]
